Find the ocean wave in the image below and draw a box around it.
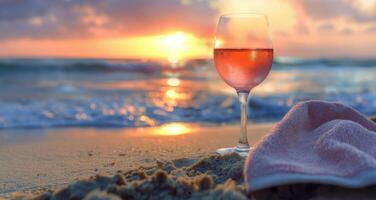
[1,58,375,74]
[0,58,375,129]
[0,93,374,129]
[0,59,172,73]
[274,57,376,68]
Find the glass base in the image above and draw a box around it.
[216,145,251,157]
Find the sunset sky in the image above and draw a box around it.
[1,0,376,59]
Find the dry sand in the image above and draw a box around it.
[0,122,271,197]
[10,153,376,200]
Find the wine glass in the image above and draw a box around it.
[213,13,273,156]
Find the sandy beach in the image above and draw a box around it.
[0,122,272,197]
[3,120,376,200]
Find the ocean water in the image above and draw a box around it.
[0,57,375,129]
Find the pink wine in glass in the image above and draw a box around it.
[213,48,273,92]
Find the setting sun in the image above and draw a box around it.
[161,31,211,63]
[163,32,190,63]
[164,32,188,50]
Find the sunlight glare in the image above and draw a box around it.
[157,123,190,136]
[214,39,224,48]
[167,78,181,87]
[165,89,191,100]
[166,89,179,99]
[163,32,196,64]
[164,32,187,50]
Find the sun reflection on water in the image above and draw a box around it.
[162,77,192,106]
[165,89,190,100]
[167,78,181,87]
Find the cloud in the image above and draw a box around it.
[91,0,217,36]
[0,1,109,39]
[365,26,376,32]
[340,28,354,35]
[295,20,310,34]
[317,23,335,31]
[293,0,376,22]
[0,0,218,40]
[0,0,49,21]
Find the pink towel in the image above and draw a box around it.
[244,100,376,192]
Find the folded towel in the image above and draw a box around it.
[244,100,376,192]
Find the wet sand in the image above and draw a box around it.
[0,122,272,197]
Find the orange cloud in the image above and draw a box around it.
[1,0,376,58]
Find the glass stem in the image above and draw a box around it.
[236,92,250,152]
